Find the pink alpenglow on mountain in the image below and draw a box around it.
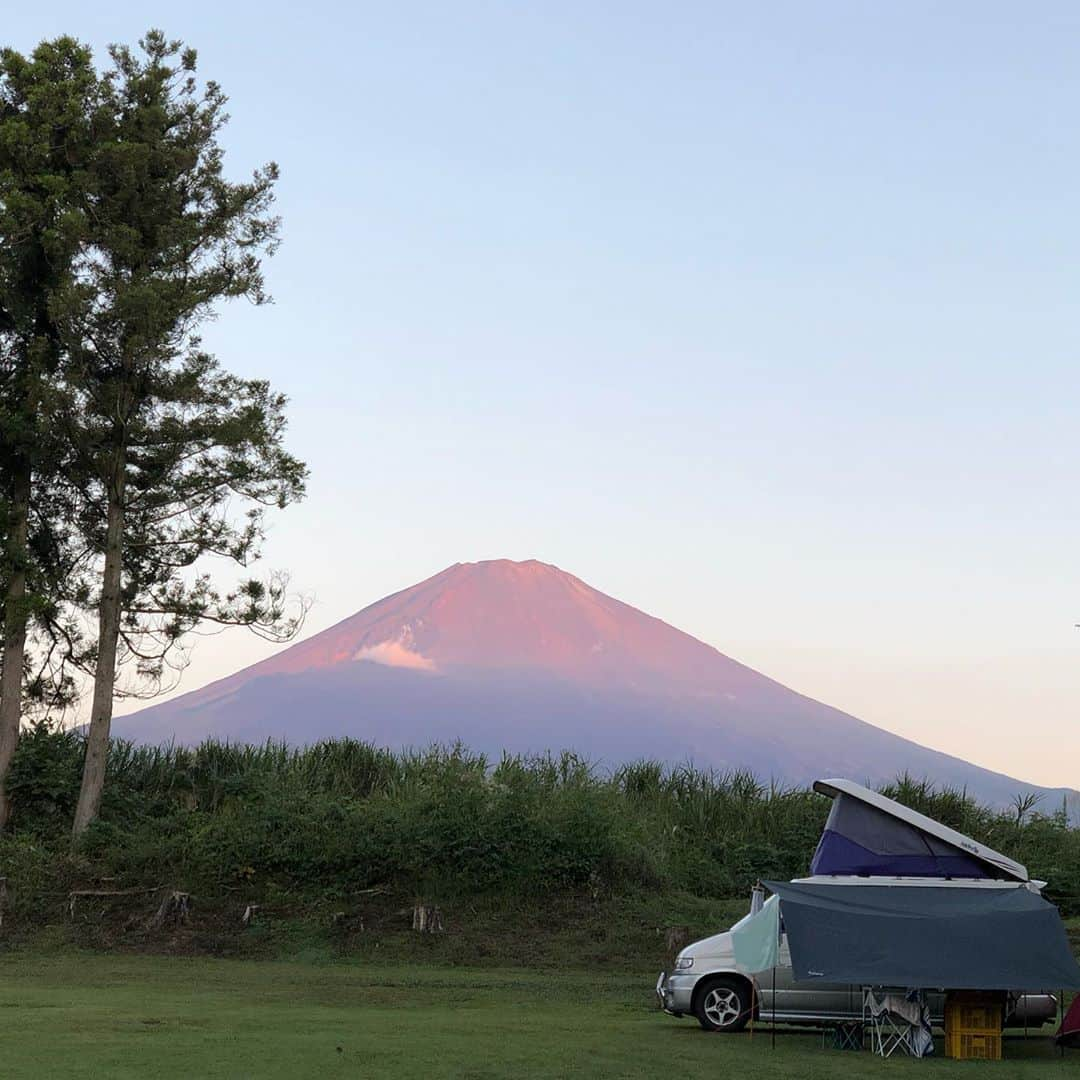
[118,559,1077,812]
[184,560,758,691]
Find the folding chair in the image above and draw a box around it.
[863,988,917,1058]
[820,1020,864,1051]
[832,1021,864,1051]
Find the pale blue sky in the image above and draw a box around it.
[8,3,1079,786]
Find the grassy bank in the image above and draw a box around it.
[0,953,1072,1079]
[1,732,1078,1077]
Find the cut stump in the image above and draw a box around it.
[412,904,444,933]
[149,890,191,930]
[665,925,691,962]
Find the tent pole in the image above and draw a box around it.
[771,965,776,1049]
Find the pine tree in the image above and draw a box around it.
[63,32,305,838]
[0,38,100,826]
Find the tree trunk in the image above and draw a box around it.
[71,481,125,841]
[0,466,31,830]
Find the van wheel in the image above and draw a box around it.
[695,977,751,1032]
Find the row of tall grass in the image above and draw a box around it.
[3,724,1078,913]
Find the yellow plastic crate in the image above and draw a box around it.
[945,993,1004,1061]
[946,1030,1002,1060]
[950,1004,1001,1031]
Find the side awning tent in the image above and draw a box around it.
[810,779,1027,881]
[765,881,1080,991]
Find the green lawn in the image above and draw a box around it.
[0,953,1073,1078]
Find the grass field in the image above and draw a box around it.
[0,953,1074,1079]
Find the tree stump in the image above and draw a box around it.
[242,904,260,927]
[411,904,444,934]
[149,890,191,930]
[331,911,363,934]
[665,925,691,963]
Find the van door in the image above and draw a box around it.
[756,936,861,1022]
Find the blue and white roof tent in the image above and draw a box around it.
[809,778,1028,882]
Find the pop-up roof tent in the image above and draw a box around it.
[758,778,1080,991]
[809,779,1027,881]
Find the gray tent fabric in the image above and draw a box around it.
[764,881,1080,990]
[810,793,997,879]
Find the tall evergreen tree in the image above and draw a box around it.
[0,38,100,827]
[64,33,305,838]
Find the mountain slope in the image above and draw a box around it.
[117,559,1077,812]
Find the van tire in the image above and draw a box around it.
[694,976,752,1033]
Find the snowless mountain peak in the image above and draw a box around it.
[217,556,749,694]
[118,558,1080,816]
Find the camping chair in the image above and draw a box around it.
[820,1020,864,1052]
[862,988,921,1058]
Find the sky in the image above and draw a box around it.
[7,2,1079,788]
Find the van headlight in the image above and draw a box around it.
[673,957,694,970]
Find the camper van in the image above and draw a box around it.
[656,779,1061,1032]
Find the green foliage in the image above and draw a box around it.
[2,733,1077,914]
[3,721,83,826]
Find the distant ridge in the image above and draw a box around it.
[118,559,1079,814]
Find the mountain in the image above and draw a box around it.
[117,559,1077,812]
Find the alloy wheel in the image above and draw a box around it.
[703,987,741,1028]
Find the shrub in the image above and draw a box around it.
[2,732,1077,914]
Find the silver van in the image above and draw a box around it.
[658,780,1069,1032]
[656,903,1058,1032]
